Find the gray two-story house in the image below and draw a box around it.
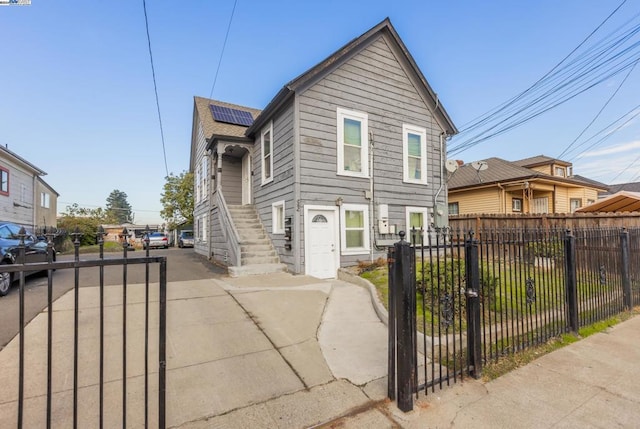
[190,18,457,278]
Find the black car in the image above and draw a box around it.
[0,222,53,296]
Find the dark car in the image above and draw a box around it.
[143,232,169,249]
[178,230,194,248]
[0,222,53,296]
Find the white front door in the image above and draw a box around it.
[306,207,339,279]
[241,154,251,205]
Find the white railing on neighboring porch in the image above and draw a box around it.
[215,190,242,267]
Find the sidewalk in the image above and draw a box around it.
[1,271,639,428]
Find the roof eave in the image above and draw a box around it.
[245,87,294,137]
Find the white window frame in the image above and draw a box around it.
[0,167,8,195]
[402,124,428,184]
[555,166,566,177]
[261,121,274,185]
[340,203,370,255]
[272,200,285,234]
[512,198,523,212]
[201,156,208,201]
[195,164,201,204]
[337,108,369,178]
[202,213,208,242]
[405,206,429,233]
[570,198,582,213]
[41,192,50,208]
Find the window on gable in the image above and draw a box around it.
[555,166,566,177]
[41,192,50,208]
[337,108,368,177]
[201,156,208,200]
[340,203,370,254]
[272,200,285,234]
[0,167,8,195]
[448,202,459,215]
[403,124,428,184]
[261,122,274,185]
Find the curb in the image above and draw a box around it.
[337,269,388,326]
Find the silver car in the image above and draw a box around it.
[143,232,169,249]
[178,231,194,248]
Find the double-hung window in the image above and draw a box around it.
[340,203,370,255]
[406,206,429,245]
[0,167,9,196]
[512,198,523,212]
[403,124,427,184]
[201,157,208,201]
[448,202,459,215]
[272,200,285,234]
[570,198,582,212]
[337,108,368,177]
[41,192,50,208]
[261,122,274,185]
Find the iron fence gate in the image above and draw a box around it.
[388,227,639,411]
[0,227,166,428]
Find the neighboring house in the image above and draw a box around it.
[189,18,457,278]
[35,177,59,228]
[605,181,640,196]
[0,145,58,229]
[448,155,608,215]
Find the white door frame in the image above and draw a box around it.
[241,153,251,205]
[304,205,340,278]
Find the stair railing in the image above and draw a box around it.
[216,190,242,267]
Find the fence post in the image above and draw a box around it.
[465,233,482,378]
[387,246,396,401]
[564,229,579,332]
[388,231,415,412]
[621,228,632,310]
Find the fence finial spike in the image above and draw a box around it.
[399,230,406,242]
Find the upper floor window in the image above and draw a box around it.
[41,192,50,208]
[555,166,566,177]
[261,122,274,185]
[201,156,208,201]
[403,124,428,184]
[337,108,368,178]
[195,164,201,203]
[0,167,8,196]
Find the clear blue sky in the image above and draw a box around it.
[2,1,639,224]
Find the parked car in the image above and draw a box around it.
[143,232,169,249]
[0,221,54,296]
[178,230,194,248]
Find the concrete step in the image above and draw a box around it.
[240,244,273,252]
[234,220,262,228]
[241,255,280,265]
[241,249,278,259]
[228,263,288,277]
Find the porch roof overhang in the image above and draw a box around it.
[206,134,254,152]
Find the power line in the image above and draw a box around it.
[209,0,238,99]
[143,0,169,178]
[558,59,638,159]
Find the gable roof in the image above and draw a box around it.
[449,157,609,191]
[512,155,571,168]
[0,145,46,176]
[607,181,640,194]
[576,191,640,213]
[245,18,457,137]
[193,96,261,141]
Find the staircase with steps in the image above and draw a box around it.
[226,204,287,277]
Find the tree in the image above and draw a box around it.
[160,171,194,229]
[58,204,109,246]
[105,189,134,224]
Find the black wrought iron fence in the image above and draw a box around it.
[0,227,167,429]
[388,226,639,412]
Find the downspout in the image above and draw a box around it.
[369,131,374,263]
[497,183,505,213]
[33,174,37,228]
[432,132,447,216]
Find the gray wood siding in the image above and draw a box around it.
[252,100,296,270]
[297,34,446,270]
[193,117,210,257]
[0,157,36,227]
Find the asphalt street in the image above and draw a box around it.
[0,247,225,351]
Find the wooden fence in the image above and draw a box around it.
[449,212,640,231]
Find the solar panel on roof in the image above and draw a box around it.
[210,105,254,127]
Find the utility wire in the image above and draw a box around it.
[209,0,238,99]
[143,0,169,178]
[557,59,638,159]
[458,0,628,133]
